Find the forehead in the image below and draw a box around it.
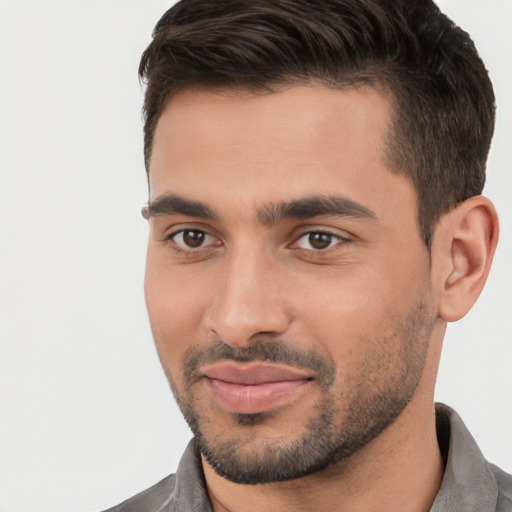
[148,84,414,220]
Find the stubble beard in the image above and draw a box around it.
[163,298,435,485]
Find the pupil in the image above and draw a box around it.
[309,232,331,250]
[183,230,205,248]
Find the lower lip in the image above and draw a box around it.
[206,378,311,414]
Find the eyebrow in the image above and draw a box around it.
[142,193,376,224]
[257,195,377,224]
[143,194,217,220]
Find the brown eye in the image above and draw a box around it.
[170,229,218,251]
[293,231,343,251]
[182,230,206,248]
[308,232,333,250]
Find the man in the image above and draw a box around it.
[106,0,511,510]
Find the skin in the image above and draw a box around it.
[144,85,498,512]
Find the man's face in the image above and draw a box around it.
[145,85,436,484]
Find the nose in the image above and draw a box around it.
[203,247,291,347]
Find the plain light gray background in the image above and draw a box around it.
[0,1,510,511]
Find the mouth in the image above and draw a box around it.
[201,362,314,414]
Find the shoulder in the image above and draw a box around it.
[433,404,512,512]
[490,463,512,511]
[101,439,210,512]
[102,473,177,512]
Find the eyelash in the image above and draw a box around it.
[164,229,220,254]
[163,228,350,256]
[291,231,347,252]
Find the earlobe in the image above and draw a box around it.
[433,196,499,322]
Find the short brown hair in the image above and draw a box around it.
[139,0,495,246]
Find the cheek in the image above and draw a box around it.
[144,248,210,374]
[292,263,429,366]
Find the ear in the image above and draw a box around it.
[431,196,499,322]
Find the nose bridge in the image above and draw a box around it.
[205,243,289,345]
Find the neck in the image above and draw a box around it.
[203,398,444,512]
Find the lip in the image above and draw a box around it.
[201,362,314,414]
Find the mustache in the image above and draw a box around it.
[183,339,336,389]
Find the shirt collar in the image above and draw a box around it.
[172,439,213,511]
[430,403,498,512]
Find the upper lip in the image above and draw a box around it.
[201,362,314,385]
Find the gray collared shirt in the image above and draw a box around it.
[104,404,512,511]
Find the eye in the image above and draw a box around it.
[168,229,219,250]
[292,231,344,251]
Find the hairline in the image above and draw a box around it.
[144,74,398,171]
